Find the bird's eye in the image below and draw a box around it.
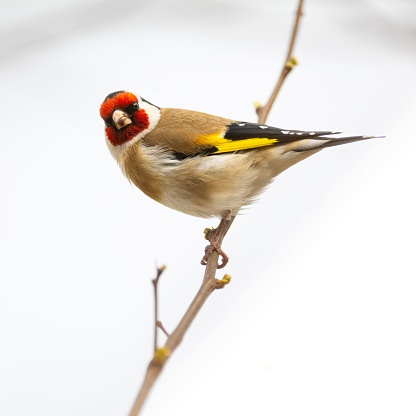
[124,102,140,116]
[105,118,112,127]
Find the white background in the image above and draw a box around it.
[1,0,415,415]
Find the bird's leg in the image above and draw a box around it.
[201,216,231,269]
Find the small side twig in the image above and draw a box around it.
[151,265,166,351]
[156,321,170,338]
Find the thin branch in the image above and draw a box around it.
[156,321,170,338]
[128,1,304,414]
[151,266,166,351]
[129,218,234,416]
[256,0,304,124]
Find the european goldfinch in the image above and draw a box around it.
[100,90,376,267]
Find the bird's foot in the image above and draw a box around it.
[200,216,232,269]
[200,241,229,269]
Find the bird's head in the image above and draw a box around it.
[99,91,160,147]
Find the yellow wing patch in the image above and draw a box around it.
[196,133,278,154]
[212,137,278,153]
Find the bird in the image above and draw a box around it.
[100,90,377,268]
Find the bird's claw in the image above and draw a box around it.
[200,242,229,269]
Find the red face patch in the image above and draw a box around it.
[99,91,138,120]
[100,91,150,146]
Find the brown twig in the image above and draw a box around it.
[128,218,233,416]
[151,266,166,351]
[156,321,170,338]
[128,1,304,414]
[256,0,304,124]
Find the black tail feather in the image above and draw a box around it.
[292,135,383,152]
[320,135,383,148]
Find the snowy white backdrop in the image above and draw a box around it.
[1,0,416,415]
